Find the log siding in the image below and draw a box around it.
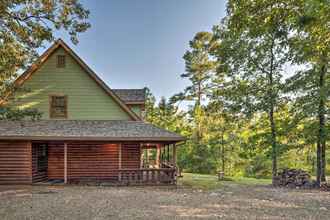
[0,141,32,184]
[122,143,141,169]
[48,142,64,180]
[67,142,120,182]
[0,140,177,185]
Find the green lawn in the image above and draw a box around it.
[178,173,272,190]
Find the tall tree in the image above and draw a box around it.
[169,32,218,173]
[216,0,292,184]
[287,0,330,184]
[0,0,90,106]
[171,32,217,143]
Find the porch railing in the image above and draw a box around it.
[118,168,176,185]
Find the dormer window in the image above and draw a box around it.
[57,55,66,68]
[50,95,67,119]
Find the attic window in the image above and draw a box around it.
[57,55,66,68]
[50,95,67,119]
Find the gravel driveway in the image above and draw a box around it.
[0,183,329,220]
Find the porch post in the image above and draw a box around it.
[167,144,170,163]
[146,148,149,167]
[156,144,161,168]
[140,144,144,168]
[64,143,67,184]
[172,143,177,166]
[118,143,122,181]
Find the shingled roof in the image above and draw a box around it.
[0,120,185,142]
[112,89,145,104]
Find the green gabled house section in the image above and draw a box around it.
[7,39,142,120]
[0,39,185,187]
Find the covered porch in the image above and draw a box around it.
[119,143,178,185]
[32,141,180,185]
[0,120,185,186]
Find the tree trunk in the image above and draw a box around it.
[321,141,326,182]
[195,81,202,144]
[221,131,225,174]
[317,63,327,185]
[316,140,322,184]
[268,38,277,185]
[269,107,277,185]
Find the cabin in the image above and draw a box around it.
[0,39,185,185]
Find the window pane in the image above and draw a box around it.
[50,96,67,118]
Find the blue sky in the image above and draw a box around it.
[52,0,226,103]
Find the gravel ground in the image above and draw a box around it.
[0,183,329,220]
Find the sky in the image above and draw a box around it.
[52,0,227,104]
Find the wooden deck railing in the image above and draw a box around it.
[161,161,175,168]
[118,168,176,185]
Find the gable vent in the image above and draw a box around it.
[57,55,66,68]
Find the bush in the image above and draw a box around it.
[244,155,272,178]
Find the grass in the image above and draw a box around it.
[178,173,272,190]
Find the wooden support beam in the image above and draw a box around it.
[156,144,161,168]
[118,143,122,181]
[167,144,170,163]
[140,144,144,168]
[118,143,122,169]
[172,144,177,166]
[64,143,67,184]
[146,148,149,168]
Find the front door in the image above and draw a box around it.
[32,143,48,183]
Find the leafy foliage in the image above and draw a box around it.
[149,0,330,181]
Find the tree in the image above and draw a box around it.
[144,88,191,171]
[287,0,330,185]
[215,0,293,184]
[171,32,217,143]
[205,101,238,175]
[169,32,218,173]
[0,0,90,119]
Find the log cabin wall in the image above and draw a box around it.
[0,140,142,184]
[122,143,141,169]
[67,142,119,182]
[46,142,142,182]
[61,142,120,182]
[0,141,32,184]
[48,142,64,180]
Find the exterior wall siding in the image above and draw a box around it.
[48,142,64,180]
[0,140,142,184]
[0,141,32,184]
[46,142,130,182]
[10,47,131,120]
[67,142,120,182]
[122,143,141,169]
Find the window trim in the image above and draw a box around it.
[49,95,68,119]
[56,55,66,68]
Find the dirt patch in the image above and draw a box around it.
[0,183,329,220]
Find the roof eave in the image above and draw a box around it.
[0,136,186,142]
